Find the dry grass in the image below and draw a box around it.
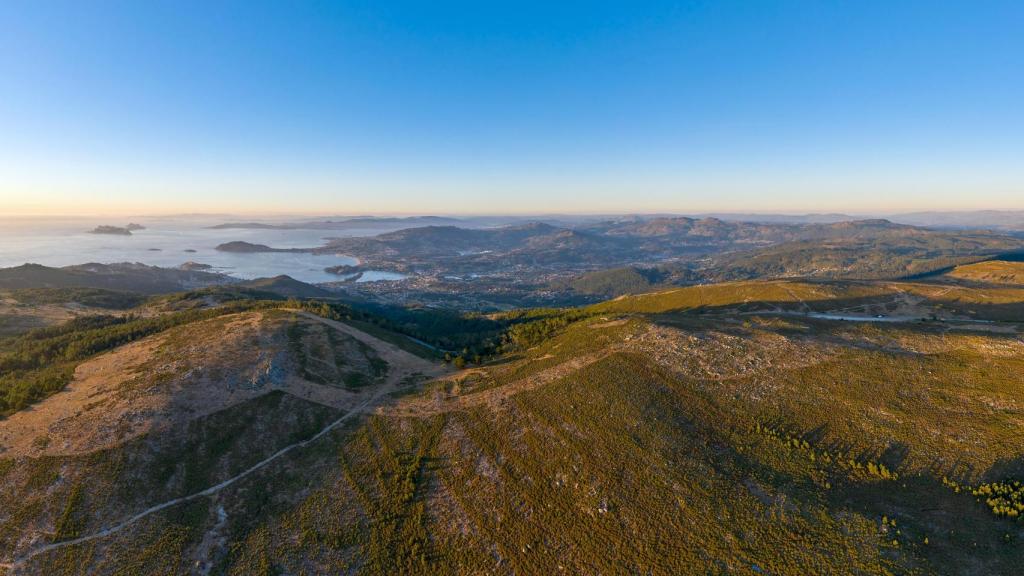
[946,260,1024,286]
[4,279,1024,574]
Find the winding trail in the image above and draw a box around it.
[1,312,443,572]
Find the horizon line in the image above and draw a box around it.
[4,208,1024,220]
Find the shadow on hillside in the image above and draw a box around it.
[980,454,1024,482]
[652,291,1024,324]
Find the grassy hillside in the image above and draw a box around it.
[702,228,1023,281]
[557,266,663,297]
[239,275,336,298]
[4,287,145,310]
[588,280,872,314]
[3,279,1024,574]
[0,288,148,340]
[945,260,1024,285]
[0,263,231,294]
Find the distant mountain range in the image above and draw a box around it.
[208,210,1024,233]
[308,217,1024,281]
[209,216,473,231]
[887,210,1024,231]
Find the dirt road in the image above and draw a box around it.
[1,312,444,572]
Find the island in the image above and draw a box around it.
[214,241,307,253]
[89,225,133,235]
[125,223,146,231]
[324,264,361,276]
[179,261,214,271]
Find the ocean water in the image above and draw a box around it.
[0,216,399,284]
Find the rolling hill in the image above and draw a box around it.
[943,260,1024,286]
[0,263,232,294]
[0,299,445,574]
[2,276,1024,574]
[238,275,336,299]
[698,226,1024,281]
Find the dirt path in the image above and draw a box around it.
[386,351,610,418]
[293,311,444,380]
[1,313,444,572]
[780,284,814,313]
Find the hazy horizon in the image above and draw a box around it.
[5,208,1024,221]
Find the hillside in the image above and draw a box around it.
[556,266,664,297]
[2,278,1023,573]
[944,260,1024,286]
[162,218,1024,312]
[0,287,145,338]
[238,275,336,299]
[700,227,1023,281]
[0,263,232,294]
[0,299,445,574]
[0,309,404,457]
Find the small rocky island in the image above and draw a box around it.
[324,264,361,275]
[179,261,214,271]
[125,223,146,231]
[89,225,133,235]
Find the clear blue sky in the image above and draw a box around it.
[1,1,1021,215]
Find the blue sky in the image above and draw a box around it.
[1,1,1021,215]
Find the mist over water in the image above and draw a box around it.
[0,217,378,283]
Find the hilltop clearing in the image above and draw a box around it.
[0,309,400,458]
[0,288,144,338]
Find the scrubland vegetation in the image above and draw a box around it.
[6,287,146,310]
[0,302,278,416]
[3,272,1024,574]
[0,295,449,418]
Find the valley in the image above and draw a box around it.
[193,217,1024,311]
